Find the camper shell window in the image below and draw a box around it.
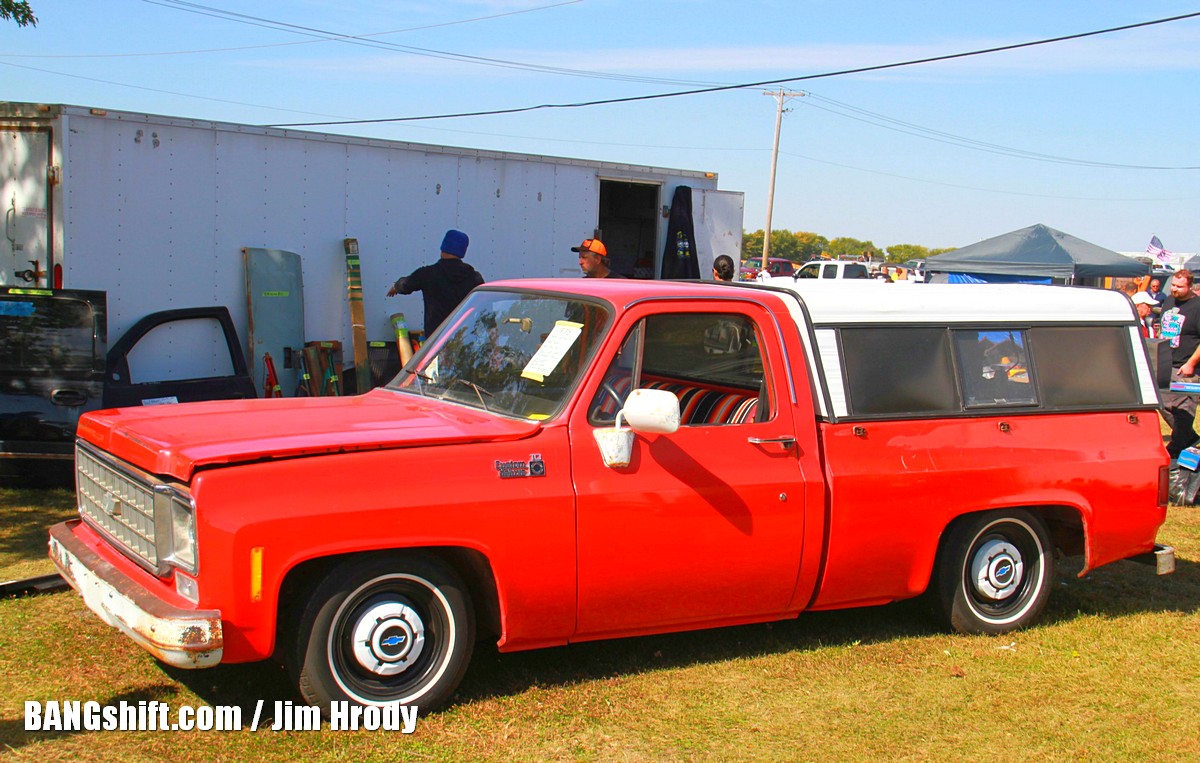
[1028,326,1140,407]
[841,328,958,415]
[840,325,1141,417]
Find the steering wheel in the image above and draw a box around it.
[600,379,627,410]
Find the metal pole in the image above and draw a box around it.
[761,89,802,275]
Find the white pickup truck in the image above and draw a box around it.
[792,260,872,279]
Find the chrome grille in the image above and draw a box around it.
[76,444,159,568]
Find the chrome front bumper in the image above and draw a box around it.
[48,520,223,669]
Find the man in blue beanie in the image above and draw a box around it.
[386,229,484,334]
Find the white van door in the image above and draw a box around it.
[693,189,745,278]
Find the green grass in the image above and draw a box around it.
[0,486,76,582]
[1,486,1198,762]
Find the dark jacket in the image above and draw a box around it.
[394,258,484,334]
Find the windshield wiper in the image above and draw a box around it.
[453,378,494,411]
[399,370,433,397]
[405,371,493,411]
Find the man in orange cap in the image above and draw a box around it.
[573,238,624,278]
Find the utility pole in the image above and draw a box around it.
[761,88,804,275]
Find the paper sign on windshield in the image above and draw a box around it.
[521,320,583,382]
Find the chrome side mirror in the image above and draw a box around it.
[593,388,680,468]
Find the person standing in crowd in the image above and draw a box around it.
[712,255,735,282]
[1148,278,1166,309]
[574,238,624,278]
[386,229,484,335]
[1159,270,1200,459]
[1132,292,1159,338]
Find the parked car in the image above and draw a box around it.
[0,287,256,483]
[740,257,795,280]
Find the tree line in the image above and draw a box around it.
[741,229,955,264]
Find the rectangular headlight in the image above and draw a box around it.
[168,495,198,573]
[153,484,198,575]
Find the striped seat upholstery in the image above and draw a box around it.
[597,375,758,425]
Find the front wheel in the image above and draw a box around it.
[289,553,475,714]
[931,509,1054,635]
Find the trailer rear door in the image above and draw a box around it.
[2,126,52,288]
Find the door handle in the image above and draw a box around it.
[748,436,796,448]
[51,388,88,407]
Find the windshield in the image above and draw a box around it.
[387,289,610,420]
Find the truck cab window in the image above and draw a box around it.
[591,312,767,426]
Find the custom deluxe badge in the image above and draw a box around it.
[495,454,546,479]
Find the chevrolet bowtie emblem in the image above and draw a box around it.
[101,493,123,517]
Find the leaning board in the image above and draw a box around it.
[244,247,305,397]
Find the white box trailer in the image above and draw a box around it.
[1,102,743,395]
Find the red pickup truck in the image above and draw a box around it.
[50,278,1174,714]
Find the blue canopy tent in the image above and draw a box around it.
[925,224,1149,284]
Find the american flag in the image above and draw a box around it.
[1147,235,1171,264]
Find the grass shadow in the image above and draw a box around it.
[156,660,298,724]
[1043,552,1200,624]
[0,486,76,575]
[131,553,1200,716]
[450,553,1200,708]
[452,600,936,708]
[1,685,179,751]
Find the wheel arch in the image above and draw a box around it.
[928,504,1073,634]
[274,546,502,662]
[926,503,1086,594]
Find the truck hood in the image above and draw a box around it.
[77,388,541,481]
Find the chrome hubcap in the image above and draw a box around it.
[970,539,1023,601]
[349,599,427,676]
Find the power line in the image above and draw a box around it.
[18,3,1196,170]
[266,10,1200,127]
[131,0,727,87]
[801,93,1200,170]
[0,60,354,118]
[0,0,735,91]
[0,0,582,59]
[9,5,1197,181]
[779,150,1200,202]
[10,49,1194,178]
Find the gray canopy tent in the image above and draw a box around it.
[925,224,1149,284]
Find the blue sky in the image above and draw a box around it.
[3,1,1198,254]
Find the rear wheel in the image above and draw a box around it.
[932,510,1054,634]
[290,553,474,714]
